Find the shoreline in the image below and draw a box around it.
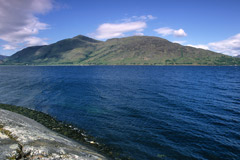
[0,64,239,67]
[0,103,125,160]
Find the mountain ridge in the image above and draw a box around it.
[3,35,240,65]
[0,55,9,64]
[0,55,8,60]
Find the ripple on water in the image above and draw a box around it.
[0,66,240,159]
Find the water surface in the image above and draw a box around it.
[0,66,239,159]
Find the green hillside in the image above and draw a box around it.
[3,35,240,65]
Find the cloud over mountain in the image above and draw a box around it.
[188,33,240,56]
[0,0,53,50]
[208,33,240,56]
[154,27,187,37]
[92,21,146,39]
[91,15,157,40]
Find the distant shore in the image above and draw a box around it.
[0,64,239,66]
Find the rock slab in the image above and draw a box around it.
[0,109,107,160]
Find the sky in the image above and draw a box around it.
[0,0,240,56]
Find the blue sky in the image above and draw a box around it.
[0,0,240,56]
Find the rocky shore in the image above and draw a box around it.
[0,109,107,160]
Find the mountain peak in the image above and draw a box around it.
[3,35,240,65]
[72,35,101,43]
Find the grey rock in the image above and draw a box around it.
[0,109,107,160]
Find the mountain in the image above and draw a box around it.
[0,55,8,60]
[3,35,240,65]
[0,55,8,64]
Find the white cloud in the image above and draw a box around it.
[133,15,157,21]
[2,44,17,50]
[25,37,48,47]
[134,33,144,36]
[154,27,187,37]
[155,28,172,36]
[147,15,157,20]
[173,41,186,45]
[187,44,209,50]
[0,0,53,51]
[187,33,240,56]
[173,29,187,37]
[92,21,147,39]
[122,15,157,22]
[91,15,156,40]
[208,33,240,56]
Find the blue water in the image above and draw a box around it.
[0,66,240,159]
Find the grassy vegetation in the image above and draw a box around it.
[3,35,240,66]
